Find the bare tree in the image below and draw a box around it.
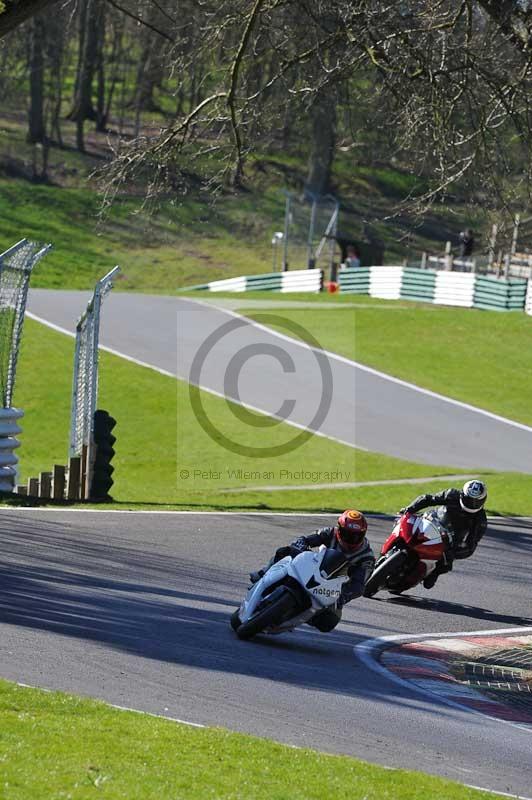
[27,12,45,144]
[97,1,532,211]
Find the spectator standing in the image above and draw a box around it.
[344,244,361,269]
[459,228,475,258]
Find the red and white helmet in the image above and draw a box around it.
[335,509,368,552]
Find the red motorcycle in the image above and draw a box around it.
[364,510,453,597]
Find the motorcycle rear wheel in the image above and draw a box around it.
[363,550,408,598]
[235,589,297,640]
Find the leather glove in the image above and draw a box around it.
[290,537,307,554]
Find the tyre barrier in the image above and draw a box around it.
[188,269,324,294]
[0,407,23,492]
[339,266,529,312]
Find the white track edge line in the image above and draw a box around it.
[354,627,532,738]
[182,297,532,435]
[17,682,522,799]
[15,681,204,726]
[27,312,361,451]
[0,508,335,516]
[466,785,532,800]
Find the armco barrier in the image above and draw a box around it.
[340,266,530,312]
[188,269,323,293]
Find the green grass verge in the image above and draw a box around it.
[11,318,461,510]
[6,317,530,516]
[240,300,532,427]
[0,679,500,800]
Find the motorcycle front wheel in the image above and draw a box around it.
[363,549,408,598]
[235,589,298,640]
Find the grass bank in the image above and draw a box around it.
[239,300,532,428]
[6,317,531,515]
[11,318,460,510]
[0,679,500,800]
[1,105,490,293]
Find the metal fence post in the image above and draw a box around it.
[307,199,317,268]
[282,193,290,272]
[69,266,120,496]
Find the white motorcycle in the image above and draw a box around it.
[231,545,350,640]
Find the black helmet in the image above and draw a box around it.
[460,480,487,513]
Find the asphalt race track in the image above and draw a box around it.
[28,290,532,472]
[1,509,531,796]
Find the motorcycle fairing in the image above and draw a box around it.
[238,547,347,634]
[381,512,447,561]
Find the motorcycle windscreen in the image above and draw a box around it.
[319,548,350,579]
[413,516,446,560]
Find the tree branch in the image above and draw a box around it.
[0,0,63,37]
[105,0,174,42]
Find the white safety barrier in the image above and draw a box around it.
[368,266,404,299]
[207,276,247,292]
[280,269,322,293]
[434,272,476,308]
[190,269,323,293]
[526,280,532,316]
[0,407,23,492]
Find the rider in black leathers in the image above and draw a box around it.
[250,510,375,632]
[401,480,488,589]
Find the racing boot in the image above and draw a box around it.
[423,571,439,589]
[249,569,265,584]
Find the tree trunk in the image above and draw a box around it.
[27,14,45,145]
[69,0,104,150]
[306,87,337,197]
[95,2,107,131]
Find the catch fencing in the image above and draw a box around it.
[0,239,51,492]
[281,192,339,273]
[69,266,120,472]
[0,239,51,406]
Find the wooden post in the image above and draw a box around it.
[496,250,503,278]
[80,443,91,500]
[445,241,453,271]
[503,252,511,279]
[16,485,27,496]
[487,224,498,271]
[66,456,81,500]
[38,471,52,499]
[52,465,66,500]
[27,477,39,497]
[420,252,427,269]
[511,214,520,256]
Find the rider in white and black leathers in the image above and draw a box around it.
[401,480,488,589]
[250,510,375,632]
